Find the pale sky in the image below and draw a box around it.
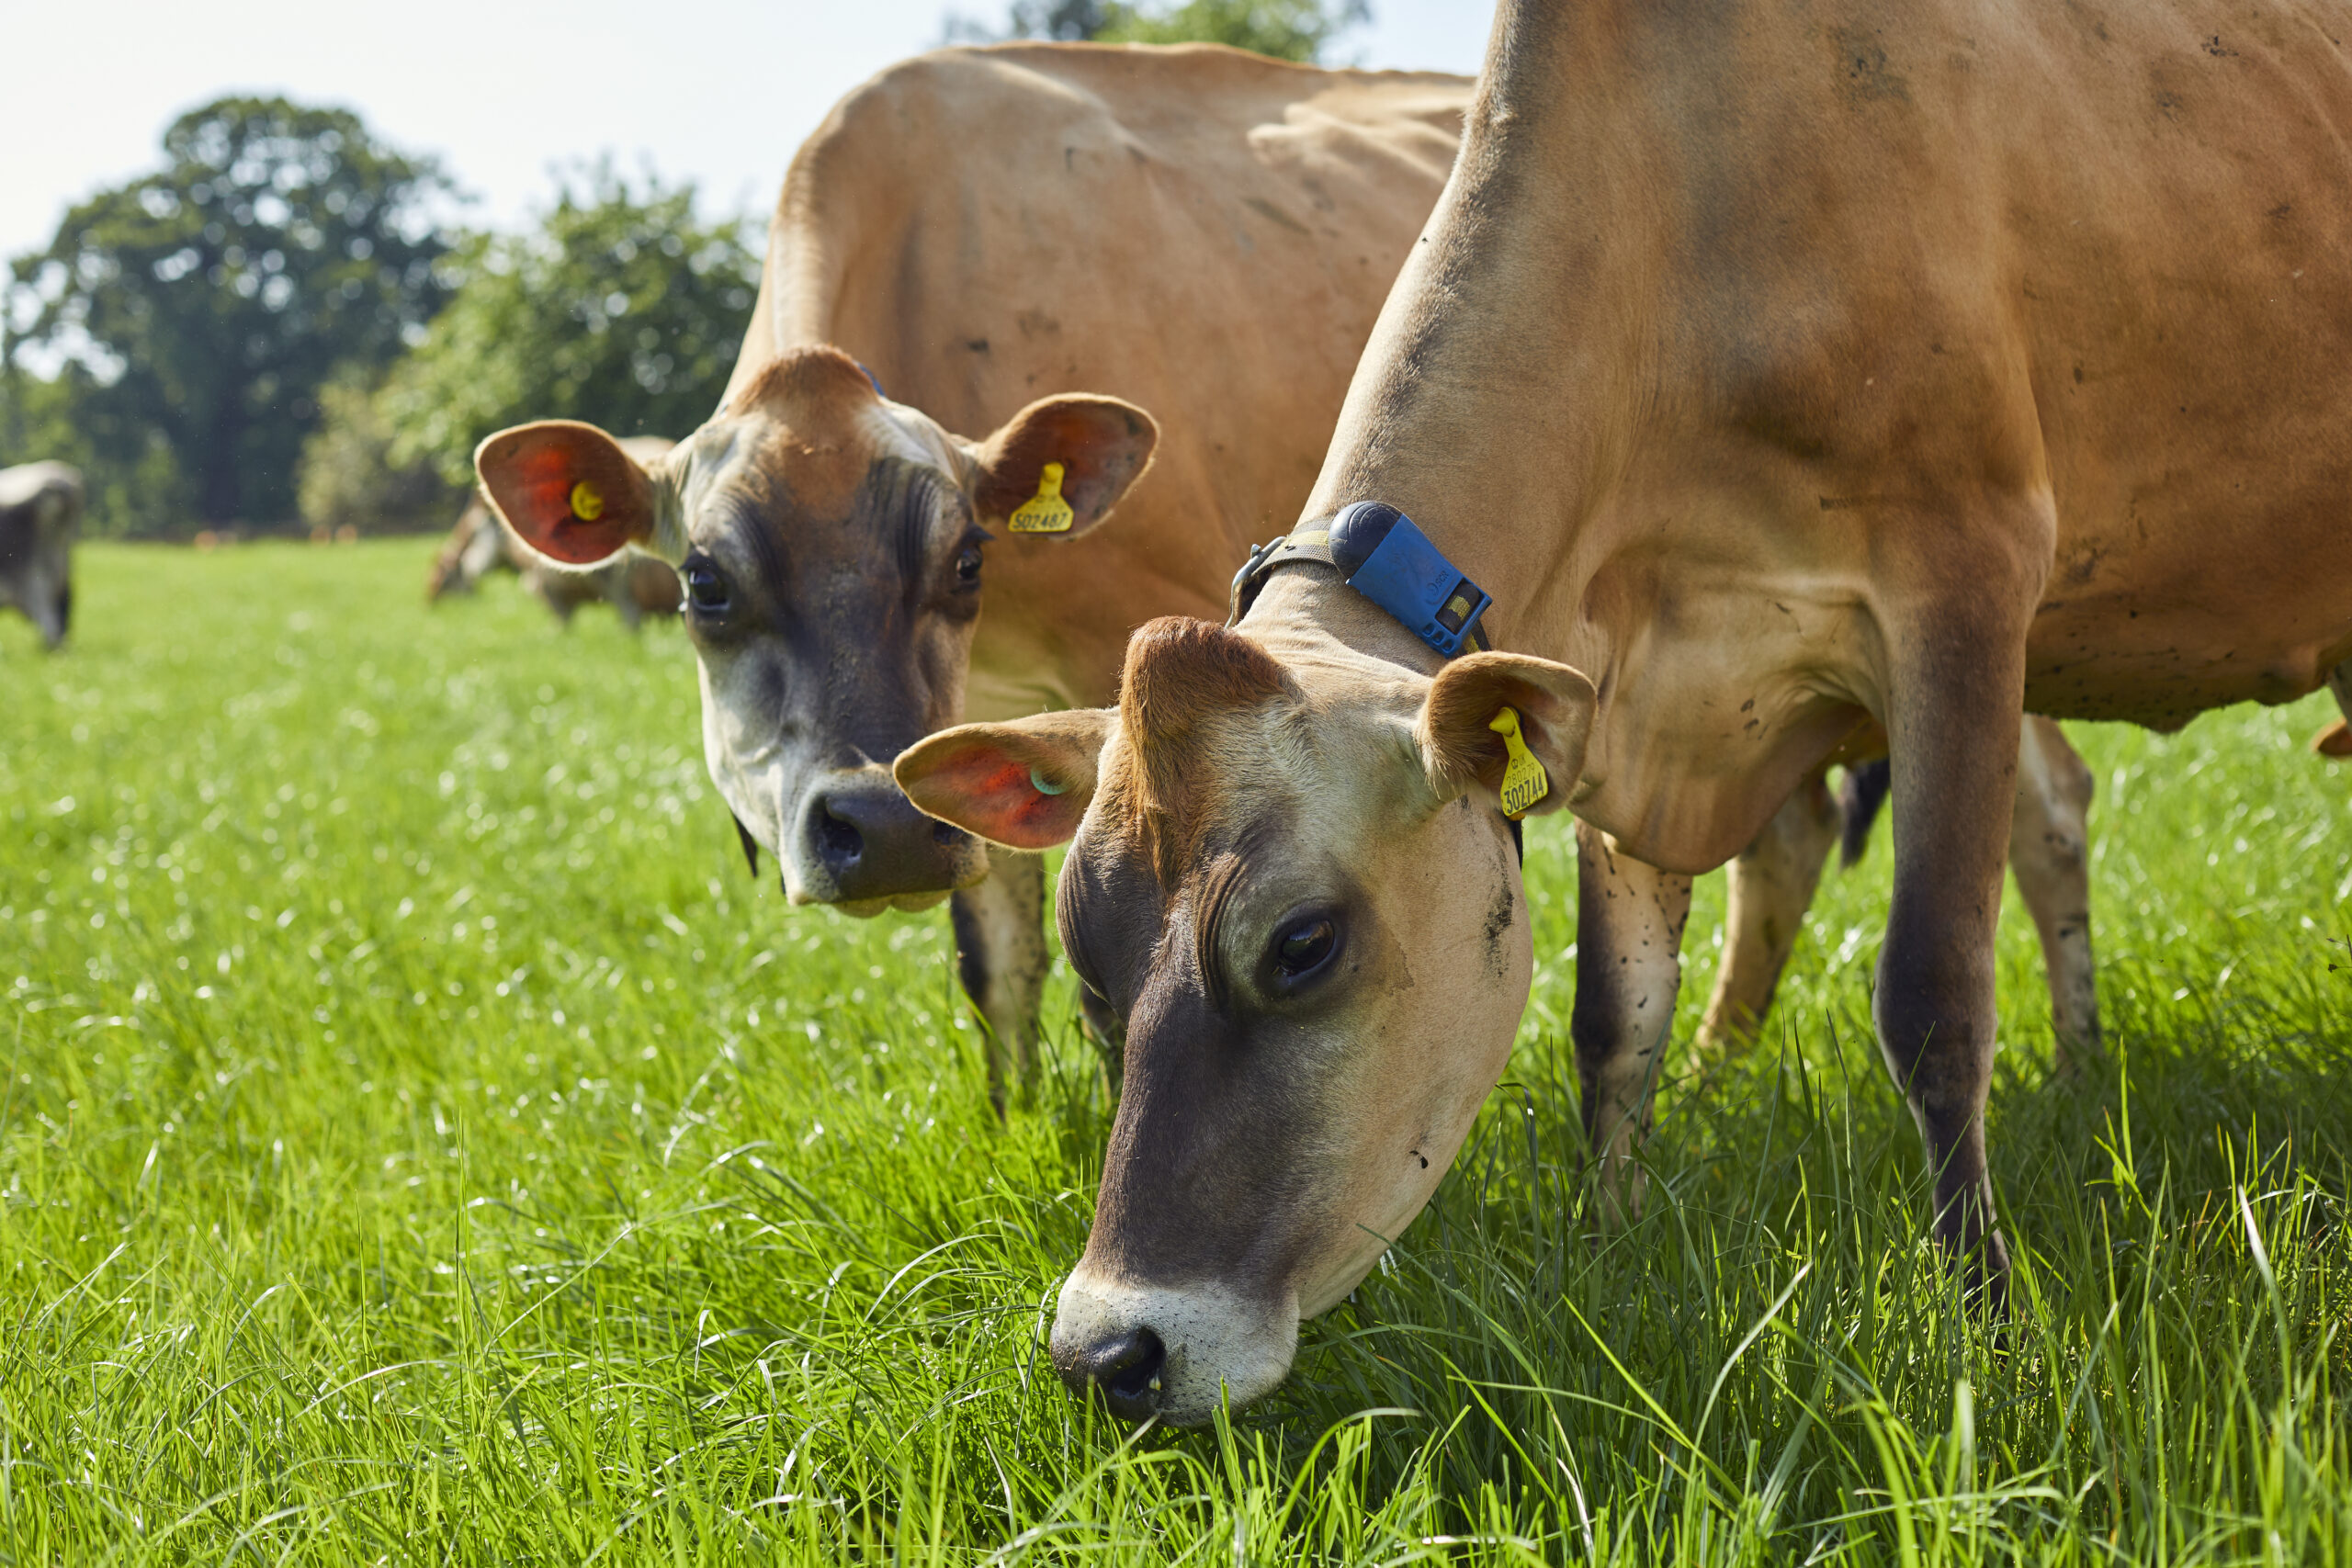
[2,0,1496,262]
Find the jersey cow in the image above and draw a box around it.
[0,462,82,651]
[471,45,1471,1109]
[899,0,2352,1422]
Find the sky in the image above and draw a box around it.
[3,0,1496,262]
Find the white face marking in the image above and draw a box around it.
[662,400,989,913]
[1052,1269,1301,1427]
[1053,632,1533,1423]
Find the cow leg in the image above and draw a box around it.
[1572,818,1693,1228]
[2318,660,2352,757]
[2007,716,2100,1072]
[949,844,1046,1117]
[1694,772,1840,1052]
[29,577,67,651]
[1874,602,2030,1291]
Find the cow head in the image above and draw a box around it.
[895,608,1595,1422]
[475,346,1157,915]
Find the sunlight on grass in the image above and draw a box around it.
[2,541,2348,1562]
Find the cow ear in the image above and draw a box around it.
[894,709,1115,851]
[2315,718,2352,759]
[1416,651,1596,817]
[971,396,1158,539]
[475,421,658,566]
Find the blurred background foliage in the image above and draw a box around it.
[1,0,1366,539]
[368,166,759,494]
[948,0,1369,58]
[3,97,451,535]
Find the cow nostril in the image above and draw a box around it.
[932,819,968,848]
[1073,1326,1166,1416]
[1105,1328,1165,1404]
[815,804,864,869]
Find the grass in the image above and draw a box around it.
[1,537,2348,1564]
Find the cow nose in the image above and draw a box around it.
[796,773,984,905]
[1060,1326,1166,1420]
[811,795,866,874]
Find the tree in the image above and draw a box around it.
[945,0,1370,62]
[372,165,758,490]
[4,96,451,531]
[293,366,461,536]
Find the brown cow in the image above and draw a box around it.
[430,438,683,628]
[471,45,1472,1110]
[899,0,2352,1421]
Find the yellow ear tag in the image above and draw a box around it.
[569,479,605,522]
[1489,705,1549,820]
[1008,461,1075,534]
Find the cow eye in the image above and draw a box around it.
[956,545,983,585]
[1272,916,1339,982]
[684,559,729,613]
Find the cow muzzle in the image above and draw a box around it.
[786,767,989,915]
[1051,1266,1299,1427]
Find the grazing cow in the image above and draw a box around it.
[471,45,1473,1109]
[0,462,81,650]
[430,439,683,628]
[898,0,2352,1421]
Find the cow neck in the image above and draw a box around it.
[1283,1,1654,685]
[1235,568,1527,862]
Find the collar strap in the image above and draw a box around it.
[1227,500,1491,658]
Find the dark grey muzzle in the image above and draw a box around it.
[792,769,986,906]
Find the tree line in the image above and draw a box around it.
[0,0,1367,538]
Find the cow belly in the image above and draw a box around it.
[2023,483,2352,727]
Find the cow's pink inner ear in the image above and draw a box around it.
[1419,653,1597,810]
[898,739,1090,852]
[475,423,650,565]
[973,395,1159,536]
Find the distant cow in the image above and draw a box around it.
[0,462,81,650]
[429,438,682,629]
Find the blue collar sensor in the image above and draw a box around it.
[1227,500,1492,660]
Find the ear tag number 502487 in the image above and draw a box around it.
[1489,705,1549,819]
[1009,462,1074,534]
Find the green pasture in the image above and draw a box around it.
[3,538,2349,1564]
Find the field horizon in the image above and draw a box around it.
[3,539,2348,1563]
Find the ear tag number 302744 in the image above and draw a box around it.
[1489,705,1549,819]
[570,480,604,522]
[1009,462,1074,534]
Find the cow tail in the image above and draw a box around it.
[1836,759,1893,869]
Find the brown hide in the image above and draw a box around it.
[731,43,1467,724]
[1307,0,2352,874]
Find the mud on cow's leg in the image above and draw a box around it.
[1571,818,1693,1228]
[1874,589,2035,1295]
[2007,716,2100,1071]
[949,844,1047,1116]
[1696,772,1840,1053]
